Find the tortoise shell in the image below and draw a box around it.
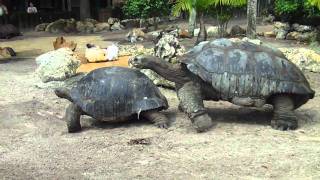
[180,38,315,108]
[70,67,168,120]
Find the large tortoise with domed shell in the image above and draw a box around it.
[55,67,169,133]
[130,38,315,132]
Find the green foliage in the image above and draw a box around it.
[275,0,320,20]
[122,0,171,19]
[309,0,320,9]
[172,0,246,17]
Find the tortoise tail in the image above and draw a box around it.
[54,88,73,102]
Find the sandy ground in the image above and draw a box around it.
[0,22,320,179]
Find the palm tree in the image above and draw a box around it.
[172,0,246,44]
[309,0,320,9]
[246,0,257,38]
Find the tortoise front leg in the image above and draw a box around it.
[177,81,215,132]
[271,95,298,131]
[65,103,82,133]
[142,110,169,129]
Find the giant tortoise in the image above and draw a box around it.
[55,67,169,133]
[130,38,315,132]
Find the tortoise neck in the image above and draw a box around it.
[147,57,190,85]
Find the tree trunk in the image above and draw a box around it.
[67,0,72,12]
[247,0,257,39]
[62,0,66,11]
[188,1,197,36]
[80,0,91,20]
[196,12,207,45]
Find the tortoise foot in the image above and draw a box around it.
[271,114,298,131]
[192,114,215,133]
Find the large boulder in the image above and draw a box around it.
[262,14,275,24]
[76,21,94,33]
[35,23,49,32]
[230,25,246,36]
[108,17,119,25]
[286,31,300,40]
[111,22,124,31]
[279,48,320,73]
[94,22,110,32]
[84,18,98,25]
[206,26,219,37]
[292,23,313,33]
[121,19,140,28]
[126,28,146,43]
[45,19,77,33]
[273,21,290,40]
[35,48,81,83]
[154,34,185,63]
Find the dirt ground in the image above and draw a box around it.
[1,21,320,179]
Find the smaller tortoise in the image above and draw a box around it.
[130,38,315,132]
[55,67,169,133]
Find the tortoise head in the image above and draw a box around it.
[129,55,155,69]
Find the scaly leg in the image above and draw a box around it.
[178,81,215,132]
[271,95,298,131]
[65,103,82,133]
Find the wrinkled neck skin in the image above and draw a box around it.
[145,56,190,86]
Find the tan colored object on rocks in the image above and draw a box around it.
[53,36,77,51]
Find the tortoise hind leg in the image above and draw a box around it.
[178,81,215,132]
[271,95,298,131]
[65,103,82,133]
[141,110,169,129]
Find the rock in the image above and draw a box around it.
[230,25,246,36]
[53,36,77,51]
[118,44,151,56]
[194,28,200,37]
[111,22,124,31]
[121,19,140,28]
[206,26,219,37]
[64,18,77,33]
[275,30,288,40]
[242,37,262,45]
[296,31,317,42]
[35,23,49,32]
[76,21,94,33]
[35,48,81,83]
[94,22,110,32]
[84,18,98,25]
[45,19,77,33]
[108,17,119,25]
[35,73,86,90]
[279,48,320,73]
[140,69,175,88]
[154,34,185,62]
[286,31,300,40]
[273,21,290,40]
[274,21,290,31]
[292,23,313,32]
[264,31,276,38]
[262,14,275,24]
[126,28,146,43]
[146,17,161,26]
